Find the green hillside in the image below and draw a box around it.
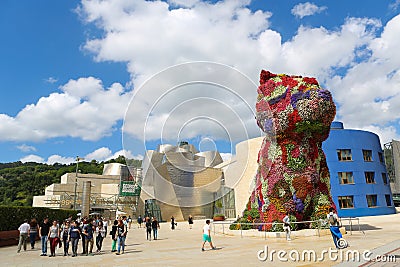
[0,155,141,207]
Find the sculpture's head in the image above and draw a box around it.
[256,70,336,142]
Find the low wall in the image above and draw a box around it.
[0,230,40,247]
[211,223,346,239]
[0,230,19,247]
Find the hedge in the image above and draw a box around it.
[0,206,78,231]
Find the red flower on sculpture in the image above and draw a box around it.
[303,77,318,85]
[260,70,277,84]
[281,75,299,88]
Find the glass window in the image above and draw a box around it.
[378,152,384,163]
[365,172,375,184]
[385,195,392,206]
[366,195,377,207]
[338,172,354,184]
[338,196,354,209]
[382,173,388,185]
[363,150,373,161]
[337,149,352,161]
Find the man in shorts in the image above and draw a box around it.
[201,220,216,251]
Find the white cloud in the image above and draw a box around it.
[84,147,143,161]
[356,124,400,146]
[19,147,143,164]
[0,77,132,141]
[20,154,44,163]
[77,0,400,144]
[47,155,76,165]
[110,149,144,160]
[44,77,58,84]
[327,15,400,137]
[85,147,113,161]
[17,144,37,152]
[167,0,200,8]
[291,2,327,19]
[3,0,400,148]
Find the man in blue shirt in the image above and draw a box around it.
[83,219,94,255]
[69,221,81,257]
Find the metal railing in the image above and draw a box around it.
[339,217,365,235]
[211,217,363,240]
[224,209,236,219]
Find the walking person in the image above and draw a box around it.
[137,215,143,228]
[128,216,132,229]
[145,217,152,241]
[122,216,128,229]
[102,218,108,237]
[29,218,39,249]
[17,219,30,253]
[327,207,341,249]
[95,221,106,253]
[116,219,127,255]
[110,220,118,252]
[69,220,81,257]
[152,217,160,240]
[61,220,71,256]
[188,215,194,229]
[171,216,176,230]
[39,217,51,256]
[201,220,216,251]
[80,218,88,255]
[48,220,60,257]
[83,219,95,256]
[283,212,291,241]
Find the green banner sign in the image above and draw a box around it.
[120,181,141,196]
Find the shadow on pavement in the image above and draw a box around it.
[123,250,142,254]
[345,224,382,231]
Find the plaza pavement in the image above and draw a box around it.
[2,212,400,267]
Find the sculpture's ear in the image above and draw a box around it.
[260,70,277,85]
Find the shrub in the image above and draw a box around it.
[229,217,253,230]
[0,206,78,231]
[243,208,260,221]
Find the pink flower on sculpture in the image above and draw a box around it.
[291,146,300,158]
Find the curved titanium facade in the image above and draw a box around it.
[141,143,224,220]
[322,122,395,217]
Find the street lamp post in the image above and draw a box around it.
[73,156,84,210]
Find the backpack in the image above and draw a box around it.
[329,214,338,226]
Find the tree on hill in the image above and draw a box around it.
[0,156,142,207]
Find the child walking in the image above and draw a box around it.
[201,220,216,251]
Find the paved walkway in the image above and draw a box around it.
[2,213,400,266]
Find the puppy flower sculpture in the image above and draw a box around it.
[248,70,336,229]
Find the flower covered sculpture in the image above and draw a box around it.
[247,70,336,229]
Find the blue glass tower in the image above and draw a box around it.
[322,122,395,217]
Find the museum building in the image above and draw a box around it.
[32,122,395,220]
[322,122,395,217]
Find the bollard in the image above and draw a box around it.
[350,217,353,235]
[264,224,266,240]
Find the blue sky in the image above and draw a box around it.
[1,0,400,164]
